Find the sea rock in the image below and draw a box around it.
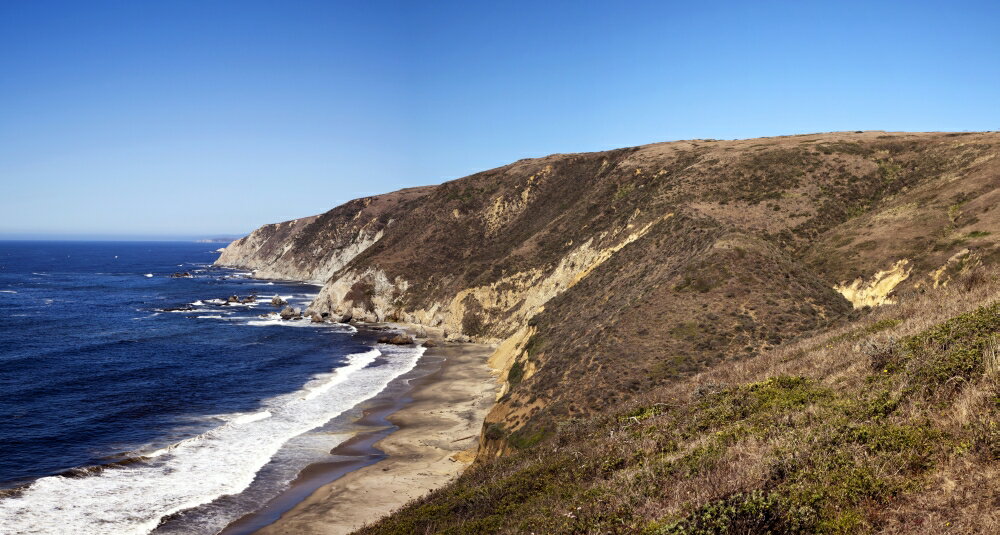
[377,334,414,345]
[310,313,324,323]
[337,314,353,323]
[422,339,437,348]
[160,306,193,312]
[169,272,192,278]
[270,295,287,307]
[227,295,240,303]
[279,306,302,320]
[240,295,256,304]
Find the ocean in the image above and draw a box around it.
[0,241,422,534]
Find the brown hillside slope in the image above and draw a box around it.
[216,131,1000,457]
[359,268,1000,534]
[217,185,435,283]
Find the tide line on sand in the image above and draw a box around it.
[245,335,498,535]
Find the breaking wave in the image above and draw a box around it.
[0,346,423,535]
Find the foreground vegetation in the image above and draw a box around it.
[359,269,999,534]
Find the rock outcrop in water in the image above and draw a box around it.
[377,333,414,345]
[217,131,1000,458]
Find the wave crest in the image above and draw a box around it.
[0,346,423,535]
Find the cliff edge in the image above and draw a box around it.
[217,131,1000,460]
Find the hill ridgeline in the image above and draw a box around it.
[218,131,1000,533]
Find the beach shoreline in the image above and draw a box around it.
[223,326,497,535]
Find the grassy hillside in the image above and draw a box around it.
[359,268,999,534]
[217,131,999,532]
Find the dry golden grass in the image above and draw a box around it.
[685,268,1000,394]
[360,266,1000,534]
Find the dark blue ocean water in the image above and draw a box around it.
[0,241,422,534]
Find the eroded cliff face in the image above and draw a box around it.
[216,215,371,282]
[216,131,1000,458]
[216,186,434,283]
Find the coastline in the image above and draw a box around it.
[224,327,497,535]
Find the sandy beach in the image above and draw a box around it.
[242,337,496,535]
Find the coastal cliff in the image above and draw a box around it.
[217,185,435,283]
[218,131,1000,532]
[219,131,999,448]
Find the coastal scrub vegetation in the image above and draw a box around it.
[222,132,1000,533]
[358,268,1000,534]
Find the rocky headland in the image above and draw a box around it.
[217,131,1000,533]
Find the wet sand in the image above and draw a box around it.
[230,339,496,535]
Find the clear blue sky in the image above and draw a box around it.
[1,1,998,239]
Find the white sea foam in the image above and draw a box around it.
[0,290,16,294]
[190,300,204,306]
[0,346,421,535]
[245,319,284,327]
[301,352,379,400]
[245,317,318,328]
[195,315,225,319]
[242,314,352,330]
[144,274,154,278]
[229,410,272,424]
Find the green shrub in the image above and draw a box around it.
[507,361,525,386]
[523,333,544,358]
[508,427,547,449]
[484,423,506,441]
[904,302,1000,395]
[648,491,795,534]
[622,404,666,421]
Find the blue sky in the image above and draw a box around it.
[1,1,998,239]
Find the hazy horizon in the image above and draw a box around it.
[3,0,999,237]
[0,232,244,242]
